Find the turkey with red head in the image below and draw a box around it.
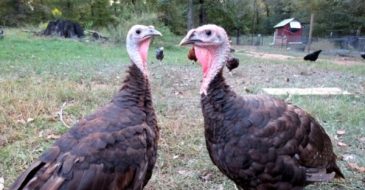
[10,25,161,190]
[180,24,343,189]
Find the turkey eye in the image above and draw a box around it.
[136,29,141,35]
[206,30,212,36]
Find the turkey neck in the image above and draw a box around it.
[201,70,236,143]
[112,63,149,108]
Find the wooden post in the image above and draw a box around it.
[305,13,314,53]
[236,28,240,45]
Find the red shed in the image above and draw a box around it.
[273,18,302,45]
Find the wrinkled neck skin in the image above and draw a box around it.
[197,42,230,95]
[126,39,151,77]
[113,38,153,108]
[198,42,237,142]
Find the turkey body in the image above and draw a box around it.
[156,47,164,62]
[201,71,343,190]
[10,64,158,190]
[226,57,239,72]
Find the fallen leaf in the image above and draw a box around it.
[27,118,34,123]
[38,131,44,138]
[199,172,213,182]
[348,162,365,173]
[16,119,26,125]
[173,155,179,159]
[216,184,224,190]
[47,134,60,140]
[342,154,357,162]
[177,170,193,177]
[0,177,4,190]
[337,141,348,147]
[336,130,346,135]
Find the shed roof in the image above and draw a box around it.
[290,21,301,29]
[274,18,297,28]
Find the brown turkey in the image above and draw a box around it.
[10,25,161,190]
[226,56,239,73]
[180,24,343,190]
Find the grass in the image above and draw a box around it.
[0,28,365,189]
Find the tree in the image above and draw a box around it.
[187,0,194,30]
[293,0,325,52]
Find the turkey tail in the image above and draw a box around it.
[328,162,345,178]
[10,161,45,190]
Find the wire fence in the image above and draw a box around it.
[231,34,365,57]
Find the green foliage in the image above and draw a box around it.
[0,0,364,36]
[106,5,159,44]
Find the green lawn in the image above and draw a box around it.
[0,29,364,189]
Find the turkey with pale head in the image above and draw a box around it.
[10,25,161,190]
[180,24,343,190]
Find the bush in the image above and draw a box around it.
[105,8,178,49]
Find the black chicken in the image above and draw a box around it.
[180,24,343,190]
[304,50,322,62]
[156,47,164,64]
[361,53,365,59]
[10,25,161,190]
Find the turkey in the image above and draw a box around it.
[226,56,239,74]
[180,24,343,189]
[155,47,164,64]
[304,50,322,62]
[10,25,161,190]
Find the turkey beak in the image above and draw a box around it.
[143,28,162,40]
[147,28,162,37]
[179,30,202,46]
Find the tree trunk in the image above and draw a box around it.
[187,0,194,30]
[236,28,240,45]
[67,1,71,9]
[199,0,206,25]
[251,0,257,45]
[263,0,270,17]
[91,2,95,17]
[305,13,315,52]
[14,0,22,13]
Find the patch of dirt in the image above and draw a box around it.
[245,51,296,60]
[332,58,364,66]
